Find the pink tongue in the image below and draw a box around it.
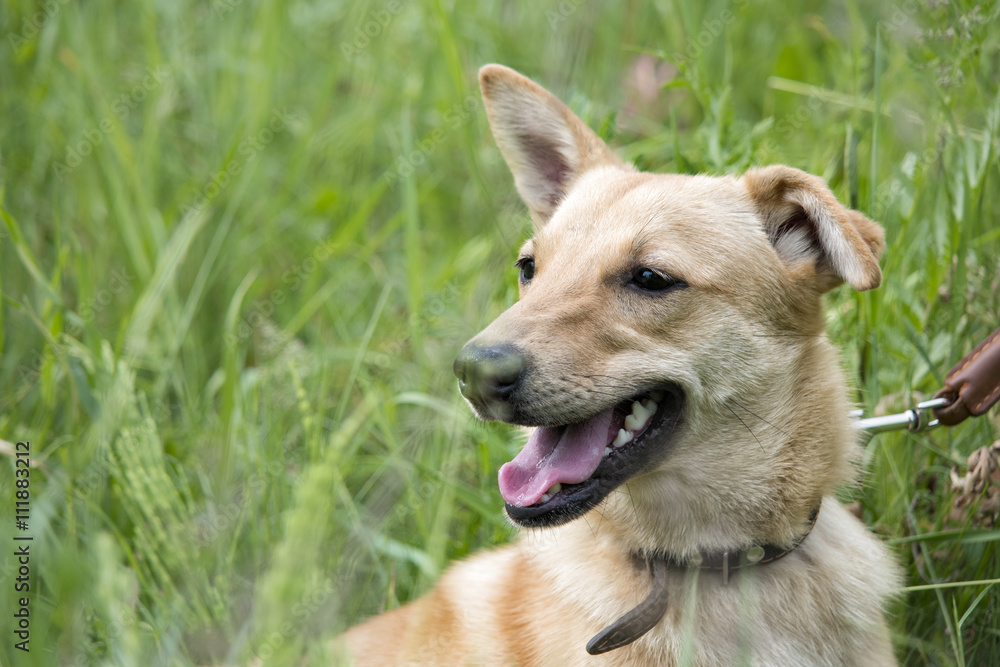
[498,408,616,507]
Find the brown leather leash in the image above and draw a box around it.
[933,327,1000,426]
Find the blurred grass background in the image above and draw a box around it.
[0,0,998,664]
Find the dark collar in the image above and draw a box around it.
[586,504,821,656]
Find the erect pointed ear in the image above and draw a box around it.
[742,165,885,292]
[479,64,630,227]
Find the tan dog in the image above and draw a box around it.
[341,65,901,666]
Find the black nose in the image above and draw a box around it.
[453,343,525,408]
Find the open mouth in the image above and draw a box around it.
[498,385,685,527]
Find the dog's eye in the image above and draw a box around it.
[516,257,535,282]
[630,268,680,292]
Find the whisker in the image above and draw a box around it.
[728,400,788,436]
[626,484,640,525]
[582,390,622,399]
[752,333,821,338]
[750,317,822,338]
[591,504,611,525]
[724,402,765,452]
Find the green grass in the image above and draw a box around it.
[1,0,998,664]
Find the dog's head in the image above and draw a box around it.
[456,65,884,551]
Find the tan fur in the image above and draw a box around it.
[339,65,901,666]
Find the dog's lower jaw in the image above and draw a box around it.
[502,387,686,527]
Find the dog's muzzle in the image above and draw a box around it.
[453,342,525,419]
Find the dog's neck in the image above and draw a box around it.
[586,503,823,655]
[642,503,822,574]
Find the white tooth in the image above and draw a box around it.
[540,493,551,503]
[549,483,562,494]
[613,428,633,447]
[603,447,612,458]
[625,400,657,432]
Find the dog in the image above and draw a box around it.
[340,64,901,666]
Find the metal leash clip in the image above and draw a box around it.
[854,397,951,445]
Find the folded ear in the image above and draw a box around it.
[742,165,885,292]
[479,64,629,227]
